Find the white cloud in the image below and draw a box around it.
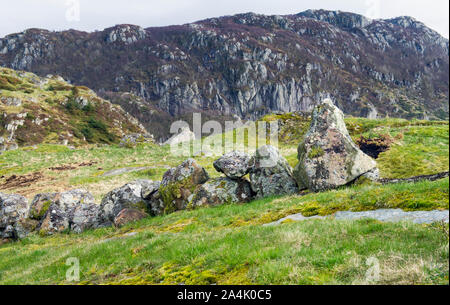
[0,0,448,38]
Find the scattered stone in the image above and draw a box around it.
[249,145,298,198]
[162,127,195,146]
[158,159,210,215]
[213,151,251,179]
[99,180,152,224]
[0,192,29,240]
[114,208,148,227]
[293,98,377,192]
[191,177,253,207]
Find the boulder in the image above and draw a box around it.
[71,203,103,233]
[0,192,29,240]
[191,177,253,207]
[293,98,377,191]
[38,189,96,235]
[249,145,299,198]
[100,180,153,224]
[158,159,209,214]
[113,208,148,227]
[213,151,251,179]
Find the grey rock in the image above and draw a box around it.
[249,145,299,198]
[71,203,103,233]
[0,192,29,240]
[191,177,253,207]
[213,151,251,179]
[38,189,96,235]
[158,159,210,214]
[100,180,152,224]
[265,209,449,226]
[141,180,161,200]
[293,98,377,191]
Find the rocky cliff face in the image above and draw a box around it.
[0,10,448,140]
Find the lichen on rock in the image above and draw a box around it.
[293,98,377,191]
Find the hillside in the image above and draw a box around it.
[0,10,448,140]
[0,115,448,285]
[0,67,148,150]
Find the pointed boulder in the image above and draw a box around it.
[293,98,377,191]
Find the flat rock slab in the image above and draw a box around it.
[265,209,449,226]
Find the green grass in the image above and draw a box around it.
[0,116,448,285]
[0,178,448,285]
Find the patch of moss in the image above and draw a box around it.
[308,146,325,159]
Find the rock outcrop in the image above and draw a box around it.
[293,98,377,191]
[191,177,253,207]
[158,159,210,214]
[213,151,252,179]
[249,145,299,198]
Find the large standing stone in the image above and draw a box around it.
[191,177,254,207]
[249,145,299,198]
[293,98,377,191]
[0,192,29,240]
[38,189,96,235]
[213,151,251,179]
[158,159,210,214]
[99,180,153,225]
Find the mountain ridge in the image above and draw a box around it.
[0,9,448,140]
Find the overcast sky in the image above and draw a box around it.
[1,0,449,38]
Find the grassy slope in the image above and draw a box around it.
[0,67,144,147]
[0,117,448,284]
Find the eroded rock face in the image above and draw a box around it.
[293,98,377,191]
[39,189,96,235]
[191,177,253,207]
[0,192,29,240]
[213,151,251,179]
[100,180,152,225]
[158,159,210,214]
[249,145,298,198]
